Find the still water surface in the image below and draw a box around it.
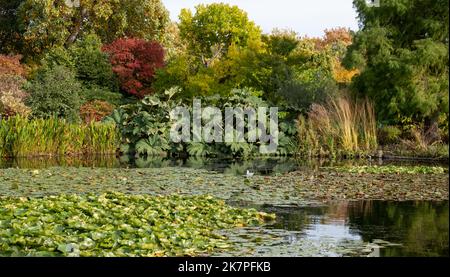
[1,155,448,257]
[259,200,449,257]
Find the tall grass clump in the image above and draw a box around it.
[0,116,119,157]
[297,97,377,157]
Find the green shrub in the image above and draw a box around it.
[41,34,118,91]
[105,88,181,157]
[41,46,76,70]
[26,66,82,122]
[80,86,125,106]
[277,73,338,114]
[378,125,402,145]
[39,36,125,109]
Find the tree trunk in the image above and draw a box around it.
[65,6,89,47]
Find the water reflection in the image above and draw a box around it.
[304,218,362,242]
[0,155,121,169]
[264,200,449,257]
[1,155,447,175]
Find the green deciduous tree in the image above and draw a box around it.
[154,4,264,99]
[229,30,338,111]
[10,0,168,60]
[178,3,262,68]
[160,22,186,61]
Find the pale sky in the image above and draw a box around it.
[162,0,360,38]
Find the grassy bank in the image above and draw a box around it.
[0,116,119,157]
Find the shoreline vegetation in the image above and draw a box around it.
[0,115,448,161]
[0,116,118,158]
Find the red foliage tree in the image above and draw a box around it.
[102,38,165,98]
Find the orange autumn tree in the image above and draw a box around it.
[0,55,26,76]
[80,100,115,123]
[318,28,359,85]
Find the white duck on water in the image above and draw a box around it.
[244,170,254,178]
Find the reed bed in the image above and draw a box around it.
[0,116,119,157]
[297,97,377,157]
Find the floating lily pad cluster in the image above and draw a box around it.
[332,165,447,174]
[0,192,275,257]
[0,167,316,205]
[0,166,448,203]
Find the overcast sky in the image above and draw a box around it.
[162,0,360,38]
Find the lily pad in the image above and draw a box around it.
[0,192,275,257]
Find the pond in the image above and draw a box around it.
[0,155,448,257]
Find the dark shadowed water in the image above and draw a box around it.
[1,155,447,174]
[261,200,449,257]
